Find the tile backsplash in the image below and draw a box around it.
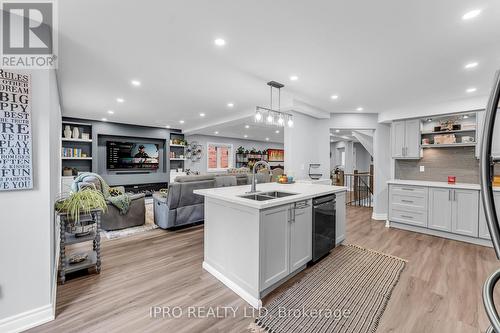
[395,147,481,183]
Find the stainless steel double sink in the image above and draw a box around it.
[239,191,298,201]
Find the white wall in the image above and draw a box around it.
[0,70,61,331]
[354,142,372,172]
[372,123,391,220]
[284,111,330,180]
[184,134,283,174]
[378,95,488,122]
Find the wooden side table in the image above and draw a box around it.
[58,210,101,284]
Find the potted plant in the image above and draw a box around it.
[55,188,108,236]
[237,146,245,154]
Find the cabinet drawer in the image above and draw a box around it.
[390,185,428,197]
[390,208,427,227]
[391,194,427,210]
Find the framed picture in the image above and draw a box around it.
[267,149,284,162]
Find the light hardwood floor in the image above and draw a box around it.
[29,207,500,333]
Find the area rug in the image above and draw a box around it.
[101,203,158,240]
[253,244,407,333]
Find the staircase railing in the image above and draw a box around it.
[343,171,373,207]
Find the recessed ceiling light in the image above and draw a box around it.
[131,80,141,87]
[199,113,205,117]
[356,107,364,111]
[289,75,299,81]
[179,120,185,124]
[331,95,339,100]
[462,9,481,20]
[265,138,269,141]
[101,118,107,122]
[245,125,250,129]
[214,38,226,46]
[214,131,219,135]
[465,62,478,69]
[227,102,234,108]
[165,125,171,129]
[275,130,280,134]
[244,134,248,138]
[463,115,469,119]
[466,87,477,93]
[116,98,124,103]
[107,110,114,114]
[335,129,340,133]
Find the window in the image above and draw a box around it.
[207,143,233,172]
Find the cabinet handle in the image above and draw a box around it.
[453,190,456,201]
[449,190,451,201]
[401,215,414,219]
[401,147,404,156]
[401,199,414,203]
[402,188,414,191]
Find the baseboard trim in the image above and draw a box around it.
[390,221,493,248]
[0,304,54,333]
[202,261,262,309]
[371,212,388,221]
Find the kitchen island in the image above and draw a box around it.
[194,182,347,308]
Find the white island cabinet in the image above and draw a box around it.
[194,182,346,308]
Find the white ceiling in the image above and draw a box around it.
[193,116,284,143]
[58,0,500,140]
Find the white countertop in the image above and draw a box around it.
[194,182,347,209]
[387,179,500,191]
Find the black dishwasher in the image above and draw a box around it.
[312,194,336,262]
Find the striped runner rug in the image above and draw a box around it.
[253,244,407,333]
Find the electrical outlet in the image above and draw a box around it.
[420,165,425,172]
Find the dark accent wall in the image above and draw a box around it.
[64,117,176,186]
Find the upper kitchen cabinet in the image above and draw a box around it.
[391,119,421,159]
[476,110,500,159]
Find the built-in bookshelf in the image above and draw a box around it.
[169,131,186,171]
[61,119,93,178]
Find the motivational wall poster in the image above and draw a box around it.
[0,69,32,191]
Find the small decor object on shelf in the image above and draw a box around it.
[63,167,73,177]
[422,138,430,145]
[448,176,456,184]
[439,116,460,131]
[237,146,245,154]
[462,136,475,143]
[433,126,442,132]
[81,133,90,140]
[64,125,72,138]
[69,253,88,265]
[72,127,80,140]
[433,134,456,144]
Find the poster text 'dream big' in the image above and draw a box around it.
[0,69,32,191]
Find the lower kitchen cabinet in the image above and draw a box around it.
[428,187,478,236]
[389,182,491,247]
[260,200,312,291]
[336,192,346,244]
[479,192,500,240]
[289,201,312,272]
[428,187,452,231]
[260,204,290,290]
[452,189,479,237]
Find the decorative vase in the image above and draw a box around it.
[64,125,72,139]
[72,127,80,139]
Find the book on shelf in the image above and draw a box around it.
[62,147,86,158]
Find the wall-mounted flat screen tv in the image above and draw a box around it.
[106,141,159,170]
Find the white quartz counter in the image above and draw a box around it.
[387,179,500,191]
[194,182,347,209]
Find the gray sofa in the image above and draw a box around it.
[74,174,146,231]
[153,173,271,229]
